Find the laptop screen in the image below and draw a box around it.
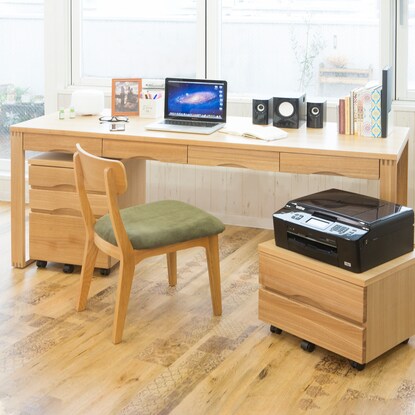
[164,78,227,122]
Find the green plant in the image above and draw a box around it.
[14,86,29,102]
[290,14,326,92]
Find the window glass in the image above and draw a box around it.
[0,0,44,159]
[79,0,197,80]
[221,0,381,98]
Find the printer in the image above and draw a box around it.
[273,189,414,273]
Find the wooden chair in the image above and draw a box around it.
[73,144,225,344]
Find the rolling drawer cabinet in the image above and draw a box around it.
[28,153,144,274]
[258,240,415,370]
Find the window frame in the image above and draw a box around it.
[396,0,415,100]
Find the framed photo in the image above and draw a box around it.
[111,78,142,116]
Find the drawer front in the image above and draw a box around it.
[259,252,365,323]
[188,146,279,171]
[24,133,102,154]
[259,289,365,363]
[29,213,116,268]
[30,189,108,216]
[103,140,187,163]
[280,153,379,179]
[29,165,76,189]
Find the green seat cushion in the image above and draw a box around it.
[95,200,225,250]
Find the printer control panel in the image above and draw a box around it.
[275,211,367,239]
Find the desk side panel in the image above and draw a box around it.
[366,263,415,362]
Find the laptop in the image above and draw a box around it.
[145,77,227,135]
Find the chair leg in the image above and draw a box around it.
[77,239,99,312]
[112,256,135,344]
[205,235,222,316]
[167,252,177,286]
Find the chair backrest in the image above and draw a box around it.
[74,144,128,194]
[74,144,131,251]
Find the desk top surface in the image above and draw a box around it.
[11,113,409,160]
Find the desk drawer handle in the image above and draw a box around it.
[313,171,343,176]
[217,163,247,169]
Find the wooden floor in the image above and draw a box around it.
[1,201,415,415]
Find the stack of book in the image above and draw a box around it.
[338,82,382,138]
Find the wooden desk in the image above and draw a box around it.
[10,113,409,268]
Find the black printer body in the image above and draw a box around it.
[273,189,414,273]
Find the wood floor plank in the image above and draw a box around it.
[1,202,415,414]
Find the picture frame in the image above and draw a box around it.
[111,78,142,116]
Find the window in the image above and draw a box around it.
[73,0,388,102]
[0,0,44,160]
[72,0,199,86]
[396,0,415,100]
[220,0,381,97]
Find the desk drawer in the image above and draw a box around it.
[24,133,102,154]
[280,153,379,179]
[259,288,365,363]
[29,165,76,190]
[103,140,187,163]
[29,212,115,268]
[189,146,279,171]
[30,189,107,216]
[259,252,365,323]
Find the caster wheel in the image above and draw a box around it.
[100,268,111,276]
[350,360,366,371]
[36,260,47,268]
[63,264,75,274]
[300,340,315,353]
[270,325,282,335]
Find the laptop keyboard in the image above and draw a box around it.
[164,119,219,128]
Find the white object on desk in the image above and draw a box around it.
[71,90,104,115]
[221,123,288,141]
[139,98,164,118]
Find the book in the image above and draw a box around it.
[352,87,364,135]
[345,95,350,135]
[338,98,345,134]
[381,66,392,138]
[370,86,382,138]
[359,84,381,137]
[220,124,288,141]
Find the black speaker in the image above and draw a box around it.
[273,93,306,129]
[307,99,327,128]
[252,98,273,125]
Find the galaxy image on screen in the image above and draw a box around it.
[167,81,225,120]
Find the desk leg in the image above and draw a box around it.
[379,142,408,205]
[11,131,31,268]
[397,142,408,206]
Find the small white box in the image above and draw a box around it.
[139,98,164,118]
[71,89,104,115]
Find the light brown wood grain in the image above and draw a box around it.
[188,145,280,171]
[29,212,116,268]
[280,152,379,179]
[103,139,188,163]
[258,240,415,365]
[23,133,102,154]
[1,208,415,415]
[10,113,409,269]
[259,250,365,323]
